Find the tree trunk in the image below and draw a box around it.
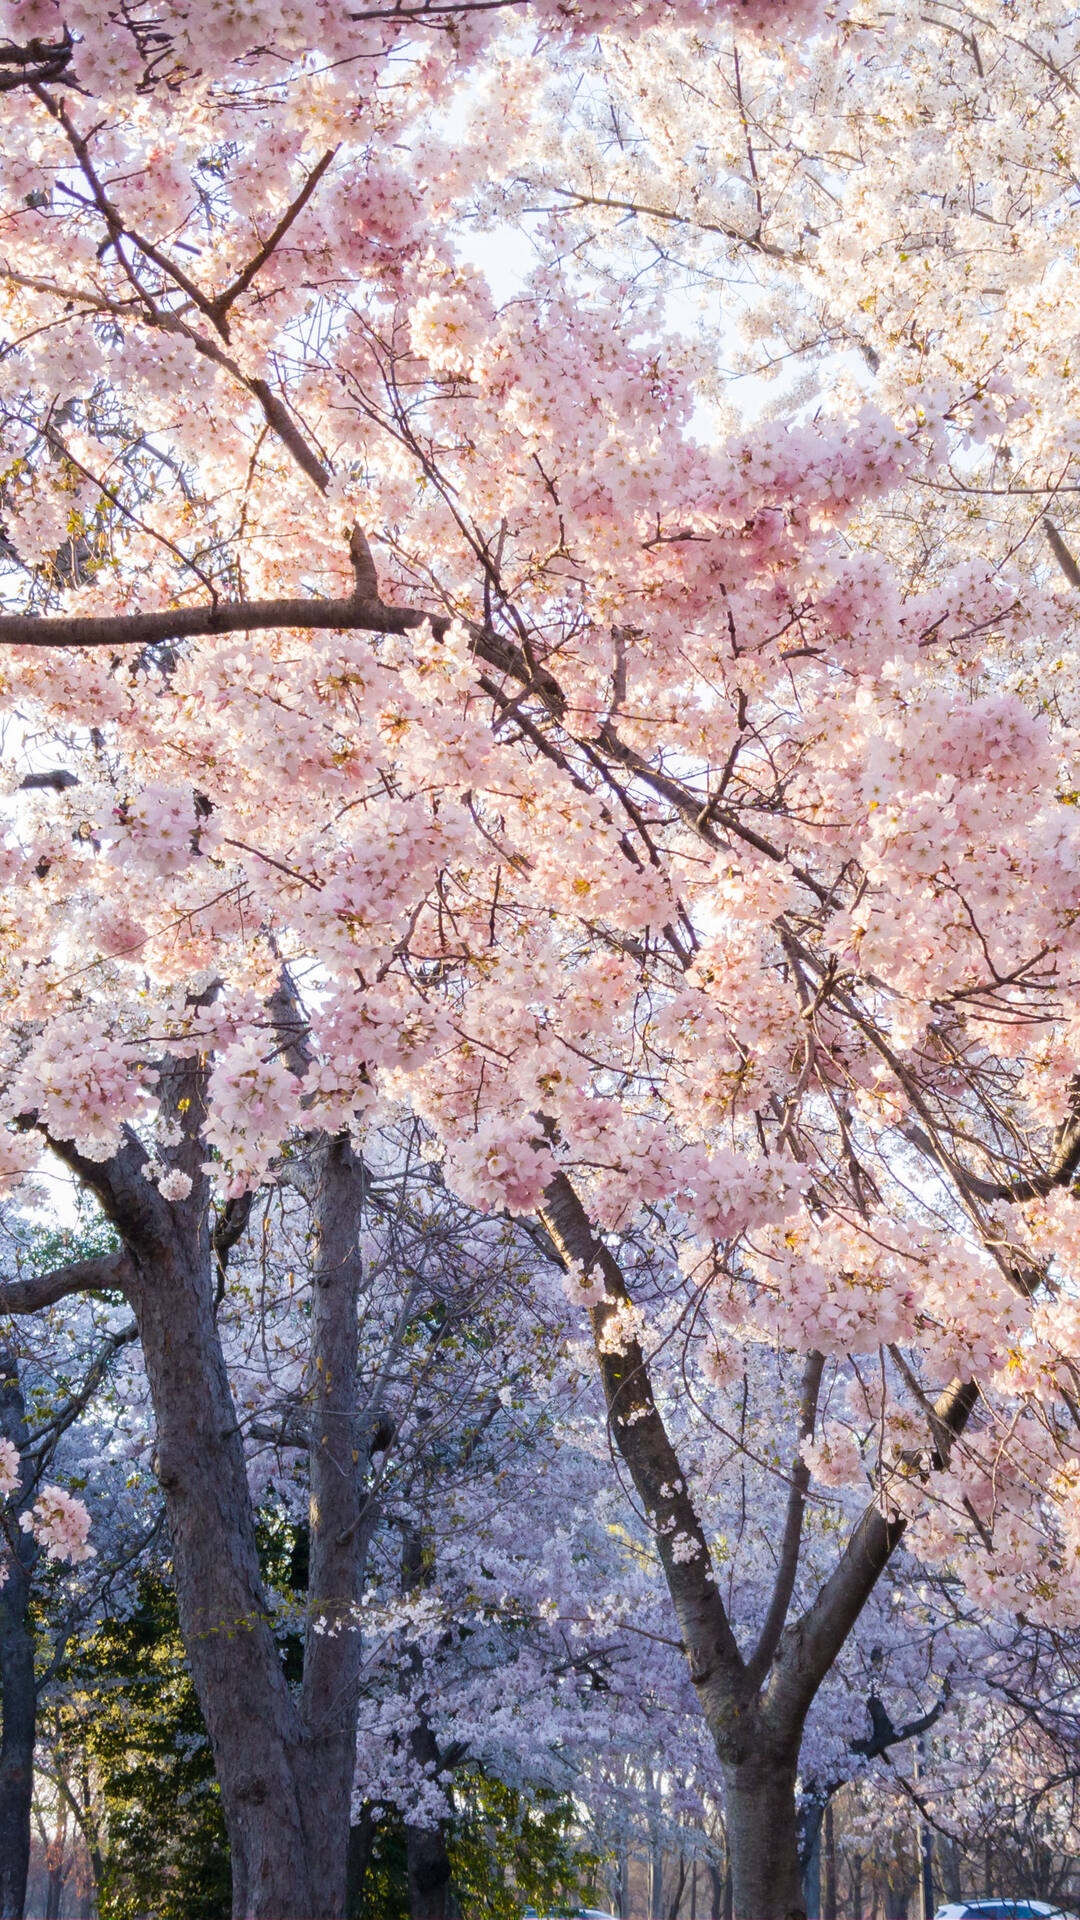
[44,1833,65,1920]
[667,1852,688,1919]
[539,1179,984,1920]
[802,1805,822,1920]
[616,1830,630,1919]
[823,1801,837,1920]
[406,1822,452,1920]
[724,1751,806,1920]
[131,1229,316,1919]
[0,1349,36,1920]
[297,1133,366,1911]
[933,1832,961,1905]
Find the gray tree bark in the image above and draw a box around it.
[299,1131,367,1911]
[823,1799,837,1920]
[126,1168,316,1917]
[725,1745,806,1920]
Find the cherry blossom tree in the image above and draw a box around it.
[5,1,1080,1917]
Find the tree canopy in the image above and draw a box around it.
[3,2,1080,1917]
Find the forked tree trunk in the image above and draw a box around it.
[44,1079,369,1919]
[131,1143,369,1920]
[540,1174,983,1920]
[7,1011,376,1920]
[724,1750,806,1920]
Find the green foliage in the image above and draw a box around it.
[19,1193,120,1275]
[68,1575,230,1920]
[351,1773,600,1920]
[351,1818,410,1920]
[452,1774,601,1919]
[255,1504,307,1683]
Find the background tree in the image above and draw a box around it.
[0,1213,145,1920]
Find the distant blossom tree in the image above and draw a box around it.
[0,1283,139,1920]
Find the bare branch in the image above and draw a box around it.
[514,177,785,259]
[212,1193,254,1260]
[1044,516,1080,587]
[0,35,73,91]
[348,0,529,17]
[0,590,435,651]
[745,1350,824,1690]
[0,1248,134,1317]
[207,150,338,336]
[851,1687,950,1761]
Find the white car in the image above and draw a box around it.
[523,1910,620,1919]
[935,1903,1079,1920]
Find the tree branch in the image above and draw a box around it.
[0,35,73,91]
[0,590,434,651]
[851,1687,950,1761]
[1044,517,1080,588]
[0,1247,134,1317]
[348,0,530,16]
[207,149,338,336]
[212,1193,254,1259]
[28,1319,139,1471]
[903,1100,1080,1204]
[768,1377,978,1729]
[36,1125,159,1255]
[539,1170,747,1734]
[744,1350,824,1690]
[514,177,784,259]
